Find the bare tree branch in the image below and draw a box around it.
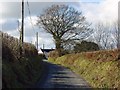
[37,4,91,56]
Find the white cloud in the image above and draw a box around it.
[6,29,19,39]
[1,15,55,49]
[24,16,55,49]
[80,0,119,24]
[2,1,118,49]
[0,2,21,19]
[0,19,5,24]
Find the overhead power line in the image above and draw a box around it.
[27,1,38,46]
[26,1,35,32]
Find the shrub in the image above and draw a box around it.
[1,31,44,88]
[2,31,38,62]
[74,40,99,53]
[49,50,59,58]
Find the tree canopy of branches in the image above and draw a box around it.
[89,22,119,50]
[37,4,92,56]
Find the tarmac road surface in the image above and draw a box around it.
[35,60,91,89]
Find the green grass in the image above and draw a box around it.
[48,50,120,88]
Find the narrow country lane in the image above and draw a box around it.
[35,60,91,89]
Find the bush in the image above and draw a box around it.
[1,31,44,88]
[74,40,99,53]
[49,50,59,58]
[2,31,38,62]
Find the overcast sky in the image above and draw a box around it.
[0,0,119,49]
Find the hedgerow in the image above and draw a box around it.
[49,49,120,88]
[1,31,44,88]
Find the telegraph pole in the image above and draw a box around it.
[43,44,45,50]
[43,44,45,54]
[19,0,24,61]
[36,32,38,50]
[21,0,24,43]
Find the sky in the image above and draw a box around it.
[0,0,119,49]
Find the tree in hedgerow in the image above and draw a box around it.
[37,4,92,56]
[74,41,99,53]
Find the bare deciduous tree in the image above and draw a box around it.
[113,21,119,49]
[91,23,116,50]
[37,4,91,56]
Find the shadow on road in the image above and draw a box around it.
[34,60,91,89]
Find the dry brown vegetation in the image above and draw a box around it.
[2,31,38,62]
[83,49,119,61]
[1,31,45,88]
[49,49,120,88]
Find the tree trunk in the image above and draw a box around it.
[55,39,62,56]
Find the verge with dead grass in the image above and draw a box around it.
[49,49,120,88]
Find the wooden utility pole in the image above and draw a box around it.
[43,44,45,50]
[19,0,24,61]
[17,20,21,46]
[36,32,38,50]
[21,0,24,43]
[43,44,45,54]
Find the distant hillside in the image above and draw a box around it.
[49,49,120,88]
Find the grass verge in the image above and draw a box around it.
[48,50,120,88]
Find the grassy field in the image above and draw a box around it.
[49,49,120,88]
